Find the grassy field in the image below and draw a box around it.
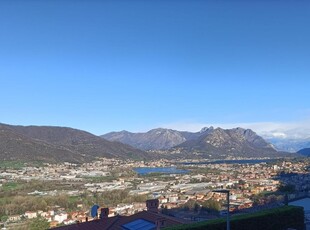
[0,161,25,170]
[0,161,44,170]
[1,182,23,191]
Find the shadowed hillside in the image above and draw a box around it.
[0,123,151,163]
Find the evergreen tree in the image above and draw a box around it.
[28,216,50,230]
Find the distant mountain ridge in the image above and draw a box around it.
[266,137,310,153]
[172,127,281,158]
[0,123,150,163]
[297,148,310,157]
[0,123,296,164]
[102,127,210,151]
[102,128,188,150]
[0,124,88,163]
[102,127,290,159]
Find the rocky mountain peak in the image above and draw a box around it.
[173,127,281,158]
[102,126,282,159]
[200,126,214,133]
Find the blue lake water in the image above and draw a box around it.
[134,167,188,175]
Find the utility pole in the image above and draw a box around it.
[212,189,230,230]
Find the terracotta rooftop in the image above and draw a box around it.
[53,210,187,230]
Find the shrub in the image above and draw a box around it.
[164,206,305,230]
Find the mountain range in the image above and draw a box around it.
[102,127,294,159]
[0,123,299,163]
[0,123,150,163]
[265,137,310,153]
[101,128,202,151]
[297,148,310,157]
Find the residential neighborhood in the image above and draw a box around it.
[0,158,309,229]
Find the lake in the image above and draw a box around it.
[134,167,188,175]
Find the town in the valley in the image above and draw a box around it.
[0,157,309,229]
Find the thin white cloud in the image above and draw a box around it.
[161,120,310,140]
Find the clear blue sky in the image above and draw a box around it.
[0,0,309,135]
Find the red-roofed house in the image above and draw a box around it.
[53,199,187,230]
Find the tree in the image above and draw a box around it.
[278,184,295,193]
[201,199,221,212]
[37,200,48,211]
[0,215,8,222]
[183,199,196,210]
[266,195,278,204]
[194,203,200,213]
[28,216,50,230]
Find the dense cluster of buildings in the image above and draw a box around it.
[0,158,309,229]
